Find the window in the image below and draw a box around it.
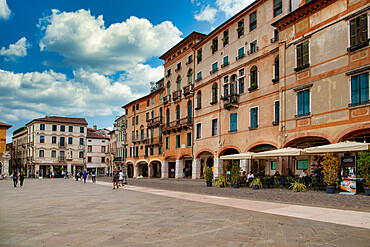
[297,160,308,170]
[132,105,135,112]
[60,137,65,147]
[349,14,368,52]
[197,49,202,63]
[52,125,57,131]
[167,82,171,94]
[211,83,218,104]
[212,119,218,136]
[176,62,182,71]
[147,99,150,106]
[239,77,245,94]
[166,136,170,150]
[102,146,106,153]
[187,132,191,147]
[176,105,180,123]
[196,72,202,82]
[271,161,277,170]
[250,11,257,31]
[77,151,82,159]
[196,123,202,139]
[39,150,44,157]
[250,107,258,129]
[69,126,73,132]
[88,157,92,163]
[224,76,229,96]
[51,150,56,158]
[273,55,279,82]
[237,47,245,60]
[274,101,280,125]
[166,109,170,125]
[150,147,153,155]
[237,20,244,38]
[249,41,258,54]
[135,146,139,157]
[136,116,138,125]
[273,0,282,17]
[80,127,84,133]
[136,104,139,110]
[88,145,92,152]
[211,37,218,54]
[230,75,237,94]
[223,30,229,46]
[187,55,193,64]
[350,72,369,106]
[196,91,202,109]
[132,117,135,126]
[60,151,65,160]
[177,76,181,90]
[158,146,162,155]
[79,138,84,146]
[296,40,309,71]
[297,89,310,117]
[152,97,155,105]
[230,113,237,132]
[249,66,258,90]
[68,137,73,145]
[40,124,45,130]
[272,29,279,43]
[60,125,65,132]
[211,62,218,74]
[52,136,56,144]
[167,69,171,77]
[176,135,180,149]
[160,93,163,101]
[188,69,193,84]
[101,157,105,163]
[222,56,229,68]
[40,136,44,143]
[146,112,149,120]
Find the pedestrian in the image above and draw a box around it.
[65,170,69,179]
[83,170,87,183]
[19,171,25,187]
[119,170,124,187]
[12,172,18,187]
[75,172,79,181]
[91,170,96,183]
[112,167,119,190]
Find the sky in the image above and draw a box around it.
[0,0,255,143]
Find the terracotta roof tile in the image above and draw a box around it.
[0,122,12,129]
[27,116,88,126]
[87,129,109,139]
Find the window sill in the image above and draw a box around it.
[295,113,311,119]
[347,40,369,53]
[294,64,310,72]
[195,107,201,111]
[229,130,238,133]
[248,86,258,92]
[248,126,258,130]
[272,121,279,126]
[348,100,370,108]
[210,101,218,105]
[272,78,279,84]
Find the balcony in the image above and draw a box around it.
[183,84,194,97]
[163,94,171,105]
[114,157,122,162]
[147,116,163,128]
[132,136,147,144]
[145,137,163,147]
[162,117,193,134]
[172,90,182,101]
[59,143,66,148]
[222,94,239,110]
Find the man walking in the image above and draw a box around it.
[65,170,69,179]
[91,169,96,183]
[118,170,124,187]
[19,171,25,187]
[12,172,18,187]
[112,167,119,190]
[83,170,87,183]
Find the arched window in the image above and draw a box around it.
[159,107,163,118]
[166,108,170,126]
[177,76,181,90]
[250,66,258,90]
[176,105,180,124]
[188,69,193,84]
[211,83,218,104]
[230,74,237,95]
[187,100,192,121]
[167,81,171,95]
[273,55,279,81]
[151,111,154,119]
[196,91,202,109]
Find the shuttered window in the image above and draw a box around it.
[296,41,309,69]
[351,72,369,106]
[297,90,310,117]
[250,108,258,129]
[230,113,238,132]
[350,14,368,48]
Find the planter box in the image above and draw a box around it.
[364,187,370,196]
[206,181,212,187]
[326,186,335,194]
[252,185,259,190]
[233,183,239,188]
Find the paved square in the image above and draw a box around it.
[0,179,369,247]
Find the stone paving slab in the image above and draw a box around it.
[0,179,370,247]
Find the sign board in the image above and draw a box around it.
[340,178,356,195]
[340,156,356,195]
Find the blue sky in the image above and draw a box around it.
[0,0,254,142]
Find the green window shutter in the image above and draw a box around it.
[350,19,356,47]
[187,133,191,146]
[303,90,310,114]
[250,109,254,127]
[351,75,360,104]
[238,47,244,57]
[360,73,369,103]
[297,91,303,116]
[303,41,309,66]
[360,14,368,44]
[189,71,193,84]
[177,77,181,90]
[230,113,237,131]
[271,161,277,170]
[297,44,302,67]
[223,56,228,64]
[275,101,280,123]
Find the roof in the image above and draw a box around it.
[12,126,27,136]
[87,128,109,139]
[26,116,88,126]
[0,122,12,129]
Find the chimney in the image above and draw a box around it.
[93,125,97,130]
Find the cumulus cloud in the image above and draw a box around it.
[215,0,255,17]
[0,0,11,20]
[0,66,162,122]
[194,5,218,23]
[0,37,31,61]
[38,9,182,75]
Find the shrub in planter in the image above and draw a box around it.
[205,167,213,187]
[250,178,262,190]
[215,176,228,188]
[357,152,370,195]
[230,163,241,188]
[320,153,340,193]
[289,180,307,192]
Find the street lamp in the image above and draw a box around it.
[122,123,127,185]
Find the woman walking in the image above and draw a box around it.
[12,172,18,187]
[19,171,25,187]
[91,170,96,183]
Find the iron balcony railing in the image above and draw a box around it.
[162,117,193,134]
[146,116,163,128]
[172,90,182,101]
[183,84,194,96]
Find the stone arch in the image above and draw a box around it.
[218,146,241,158]
[283,132,333,148]
[195,149,214,159]
[334,123,370,143]
[178,154,192,160]
[246,141,278,152]
[135,160,149,177]
[149,160,161,178]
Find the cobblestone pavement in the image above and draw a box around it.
[98,177,370,212]
[1,179,369,247]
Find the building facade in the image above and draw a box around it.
[10,127,28,174]
[0,122,12,175]
[86,128,109,176]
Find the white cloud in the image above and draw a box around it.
[0,66,163,122]
[0,0,11,20]
[0,37,30,60]
[194,5,218,23]
[216,0,255,17]
[38,9,182,75]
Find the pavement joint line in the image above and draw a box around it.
[89,180,370,230]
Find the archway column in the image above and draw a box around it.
[148,163,152,178]
[214,158,223,179]
[134,164,139,178]
[240,159,247,172]
[161,160,168,179]
[192,159,200,179]
[175,160,183,179]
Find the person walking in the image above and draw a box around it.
[19,171,25,187]
[83,170,87,183]
[112,167,119,190]
[91,170,96,183]
[118,170,124,187]
[12,172,18,187]
[65,170,69,179]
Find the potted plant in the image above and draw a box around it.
[230,163,241,188]
[289,180,307,192]
[215,176,228,188]
[205,167,213,187]
[250,178,262,190]
[357,152,370,195]
[320,153,340,193]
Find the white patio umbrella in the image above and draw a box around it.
[304,141,370,154]
[220,152,254,160]
[253,148,305,158]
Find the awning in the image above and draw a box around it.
[304,141,370,154]
[220,152,254,160]
[253,148,305,158]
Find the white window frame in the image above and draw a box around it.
[250,106,259,128]
[347,11,370,48]
[296,88,312,117]
[295,39,311,69]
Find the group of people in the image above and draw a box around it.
[74,170,96,183]
[12,171,25,187]
[112,167,125,189]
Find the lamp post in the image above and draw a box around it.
[122,119,127,185]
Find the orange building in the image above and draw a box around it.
[0,122,12,175]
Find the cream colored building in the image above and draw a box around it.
[86,128,109,176]
[11,127,28,174]
[0,122,12,175]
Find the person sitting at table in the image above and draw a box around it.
[241,171,246,181]
[286,168,294,177]
[274,171,284,187]
[300,169,308,185]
